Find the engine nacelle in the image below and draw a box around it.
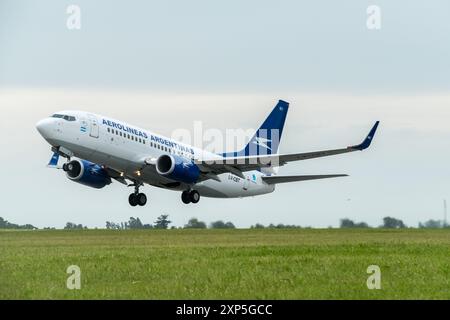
[156,154,200,184]
[64,159,112,189]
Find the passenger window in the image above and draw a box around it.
[107,128,110,133]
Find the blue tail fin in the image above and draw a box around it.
[224,100,289,157]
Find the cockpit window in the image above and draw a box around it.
[63,115,76,121]
[51,114,76,121]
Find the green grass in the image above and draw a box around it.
[0,228,449,299]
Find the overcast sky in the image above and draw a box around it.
[1,0,449,228]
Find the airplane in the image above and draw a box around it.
[36,100,379,206]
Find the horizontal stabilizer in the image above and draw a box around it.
[262,174,348,185]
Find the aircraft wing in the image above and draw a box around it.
[195,121,379,179]
[262,174,348,185]
[103,167,129,185]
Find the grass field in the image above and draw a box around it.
[0,228,449,299]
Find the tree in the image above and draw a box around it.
[340,218,370,228]
[381,217,406,229]
[154,214,171,229]
[340,218,355,228]
[106,218,152,230]
[210,220,226,228]
[210,220,235,229]
[64,222,85,230]
[0,217,37,230]
[128,217,143,229]
[106,221,122,230]
[251,223,265,229]
[355,222,369,228]
[225,222,236,229]
[184,218,207,229]
[419,219,443,229]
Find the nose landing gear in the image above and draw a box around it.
[181,190,200,204]
[128,183,147,207]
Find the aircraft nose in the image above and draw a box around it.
[36,118,54,138]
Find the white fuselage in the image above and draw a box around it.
[36,111,275,198]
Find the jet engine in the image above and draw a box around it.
[63,159,112,189]
[156,154,200,184]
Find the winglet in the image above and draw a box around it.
[349,121,380,151]
[47,152,60,168]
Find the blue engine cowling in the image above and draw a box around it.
[64,159,112,189]
[156,154,200,184]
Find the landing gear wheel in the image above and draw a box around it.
[137,193,147,206]
[128,181,146,207]
[128,194,138,207]
[181,191,191,204]
[190,190,200,204]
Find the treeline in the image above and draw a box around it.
[0,217,37,230]
[105,216,236,230]
[250,223,304,229]
[340,216,450,229]
[105,215,170,230]
[1,216,449,230]
[64,222,88,230]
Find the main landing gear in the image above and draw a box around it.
[128,183,147,207]
[181,190,200,204]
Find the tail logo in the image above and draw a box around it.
[252,137,272,151]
